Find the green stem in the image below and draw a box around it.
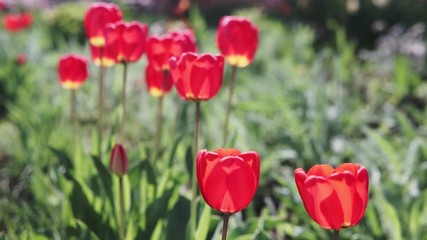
[190,101,201,240]
[333,230,339,240]
[222,66,238,146]
[71,89,77,134]
[118,176,125,240]
[97,47,105,158]
[120,62,128,141]
[152,70,167,162]
[221,213,230,240]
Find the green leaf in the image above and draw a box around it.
[194,203,211,240]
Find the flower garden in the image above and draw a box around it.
[1,1,427,240]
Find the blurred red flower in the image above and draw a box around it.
[197,148,260,213]
[216,16,259,68]
[105,21,148,63]
[169,52,223,101]
[294,163,369,230]
[57,54,89,90]
[110,144,128,176]
[146,30,197,71]
[84,2,122,48]
[145,64,173,97]
[16,53,26,65]
[3,12,32,32]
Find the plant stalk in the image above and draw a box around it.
[71,89,77,134]
[189,101,201,240]
[221,213,230,240]
[118,176,125,240]
[120,62,128,141]
[97,47,105,157]
[222,66,238,146]
[333,230,339,240]
[152,70,167,162]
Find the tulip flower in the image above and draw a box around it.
[197,148,260,213]
[145,64,173,97]
[3,12,32,32]
[84,2,122,47]
[216,16,259,68]
[294,163,369,238]
[146,30,197,161]
[109,144,128,176]
[217,16,259,145]
[16,53,26,65]
[169,52,224,101]
[105,21,148,63]
[146,30,197,71]
[57,54,89,90]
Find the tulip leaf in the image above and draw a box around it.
[166,196,190,240]
[91,155,114,211]
[49,147,73,180]
[194,203,211,240]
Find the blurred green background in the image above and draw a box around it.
[1,0,427,239]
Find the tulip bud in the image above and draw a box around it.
[109,144,128,176]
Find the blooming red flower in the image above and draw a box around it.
[109,144,128,176]
[57,54,89,90]
[197,148,260,213]
[216,16,259,68]
[90,44,117,68]
[105,21,148,63]
[146,30,197,71]
[169,52,224,101]
[145,64,173,97]
[84,2,122,47]
[294,163,369,230]
[3,12,32,32]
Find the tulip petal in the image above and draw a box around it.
[304,176,344,230]
[203,156,256,213]
[328,171,356,227]
[352,167,369,225]
[307,164,334,177]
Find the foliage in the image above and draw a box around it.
[1,3,427,240]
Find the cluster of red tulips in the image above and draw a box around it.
[56,2,369,239]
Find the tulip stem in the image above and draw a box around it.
[153,70,167,162]
[118,176,125,240]
[333,230,339,240]
[222,66,238,146]
[221,213,230,240]
[97,47,105,158]
[190,101,201,240]
[71,89,77,134]
[120,62,128,140]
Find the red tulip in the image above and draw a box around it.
[169,52,224,101]
[197,148,260,213]
[294,163,369,230]
[57,54,89,90]
[16,53,26,65]
[145,64,173,97]
[216,16,259,68]
[146,30,197,71]
[84,2,122,47]
[105,21,148,63]
[3,12,32,32]
[109,144,128,176]
[90,44,117,68]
